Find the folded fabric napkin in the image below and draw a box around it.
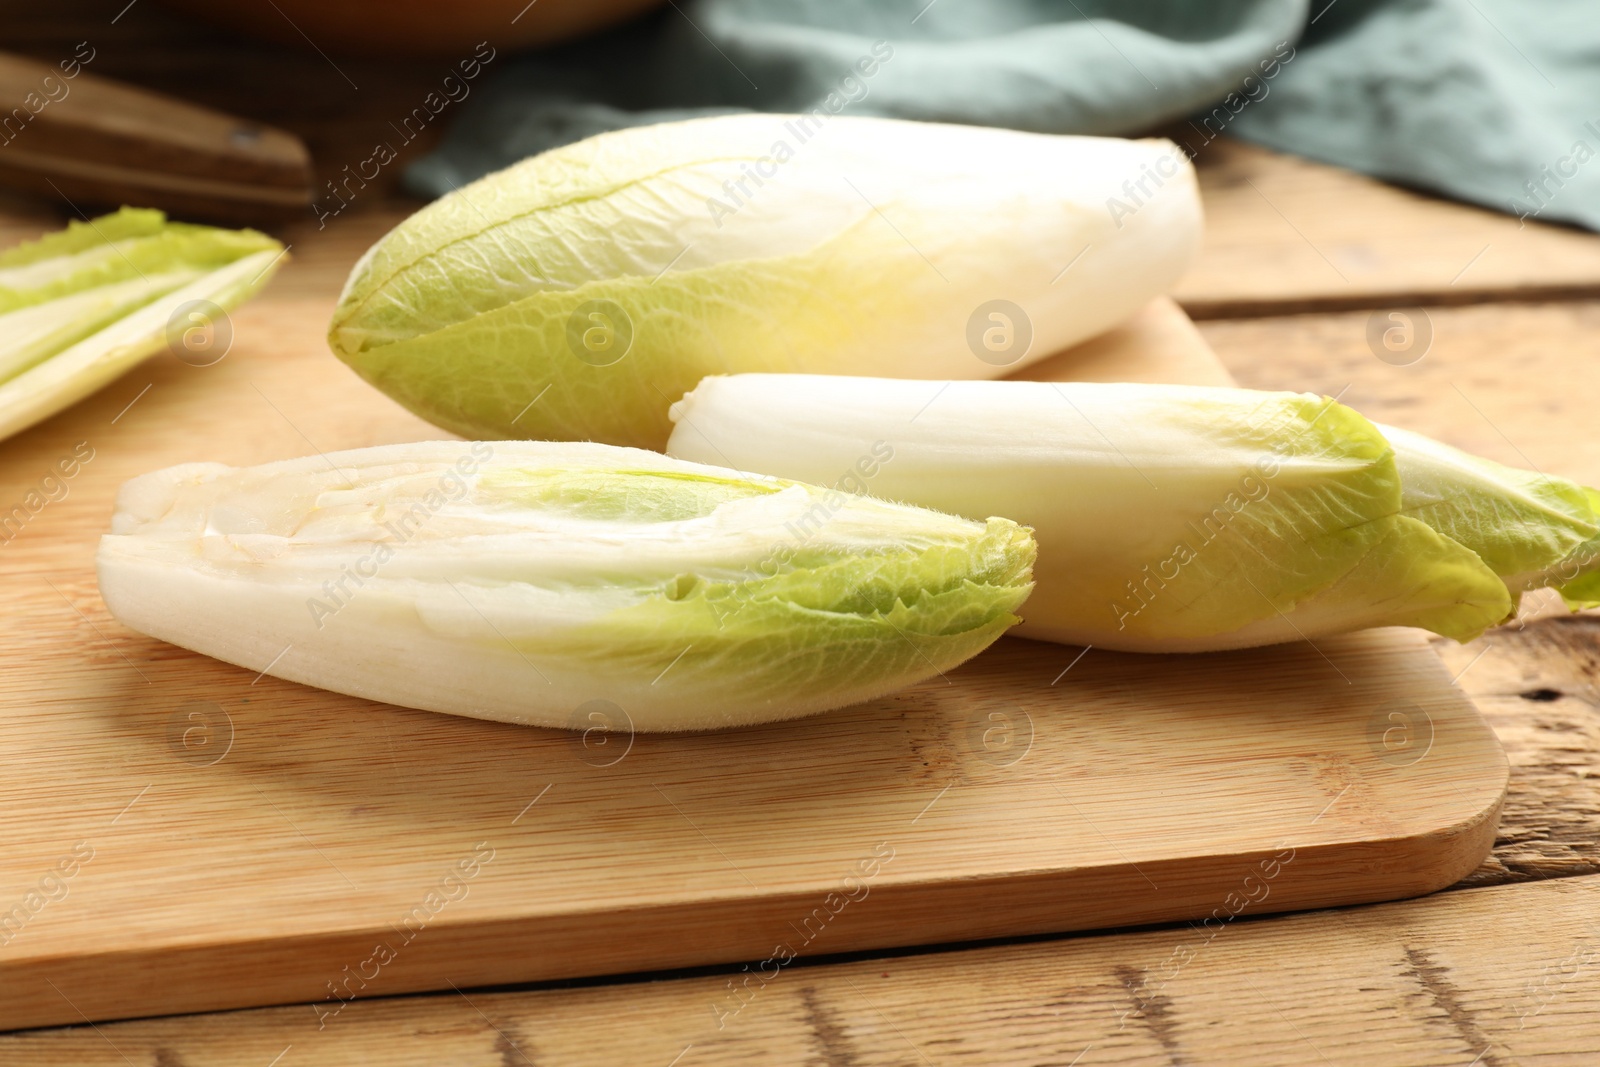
[406,0,1600,231]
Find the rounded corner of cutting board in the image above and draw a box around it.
[1371,721,1509,899]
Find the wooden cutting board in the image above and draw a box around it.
[0,248,1507,1029]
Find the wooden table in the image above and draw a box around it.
[4,4,1600,1063]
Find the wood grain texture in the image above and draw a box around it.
[1199,300,1600,890]
[1198,300,1600,482]
[0,258,1505,1028]
[1436,620,1600,888]
[1175,138,1600,316]
[8,873,1599,1065]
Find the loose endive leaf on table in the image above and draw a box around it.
[667,375,1600,653]
[0,207,284,443]
[329,114,1200,449]
[96,441,1035,731]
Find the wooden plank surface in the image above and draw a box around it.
[8,873,1598,1065]
[1175,138,1600,317]
[1198,301,1600,483]
[1437,620,1600,888]
[0,274,1506,1028]
[1198,300,1600,888]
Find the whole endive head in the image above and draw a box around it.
[329,114,1199,449]
[668,374,1600,653]
[96,441,1035,730]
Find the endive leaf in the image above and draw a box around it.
[0,205,169,266]
[0,209,279,315]
[96,441,1036,730]
[0,271,200,381]
[1555,489,1600,609]
[1381,422,1600,591]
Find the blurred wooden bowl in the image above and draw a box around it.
[158,0,666,56]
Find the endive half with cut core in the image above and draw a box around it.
[0,207,285,443]
[667,374,1600,653]
[96,441,1036,730]
[328,114,1200,449]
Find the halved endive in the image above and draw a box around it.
[667,375,1600,653]
[96,442,1035,730]
[0,208,285,442]
[328,115,1200,449]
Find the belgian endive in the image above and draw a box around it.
[667,375,1600,652]
[96,442,1035,730]
[0,208,284,442]
[329,115,1200,450]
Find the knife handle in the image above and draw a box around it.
[0,50,313,226]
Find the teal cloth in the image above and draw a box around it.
[406,0,1600,232]
[1230,0,1600,231]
